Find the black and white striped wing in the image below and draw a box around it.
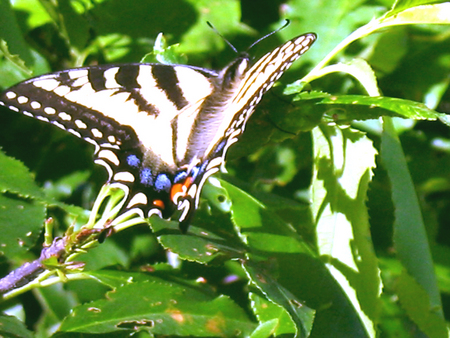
[0,64,218,221]
[0,32,316,232]
[178,33,317,228]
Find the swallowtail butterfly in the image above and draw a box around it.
[0,33,316,232]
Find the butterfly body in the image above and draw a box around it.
[0,33,316,232]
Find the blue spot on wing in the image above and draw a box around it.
[127,154,140,168]
[155,174,171,192]
[140,168,153,186]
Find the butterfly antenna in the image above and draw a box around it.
[206,21,238,53]
[248,19,290,50]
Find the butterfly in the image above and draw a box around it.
[0,32,316,232]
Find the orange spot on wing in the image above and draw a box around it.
[153,199,165,209]
[170,177,194,202]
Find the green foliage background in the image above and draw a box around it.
[1,0,450,337]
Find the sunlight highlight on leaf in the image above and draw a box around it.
[311,125,380,337]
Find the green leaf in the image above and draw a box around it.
[0,149,46,199]
[249,317,279,338]
[179,0,247,56]
[11,0,53,30]
[383,3,450,26]
[390,0,442,14]
[77,239,130,271]
[0,149,88,221]
[396,270,447,338]
[281,0,383,65]
[141,33,188,65]
[380,117,443,316]
[150,216,243,264]
[0,1,35,68]
[311,125,380,337]
[0,314,33,338]
[60,281,256,336]
[223,178,383,336]
[56,0,90,52]
[0,193,45,258]
[306,93,448,123]
[250,292,295,337]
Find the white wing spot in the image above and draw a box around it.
[84,137,100,153]
[98,149,120,166]
[68,69,88,79]
[17,96,29,104]
[127,193,148,208]
[37,116,49,122]
[9,106,20,112]
[104,67,120,88]
[6,91,17,99]
[75,120,87,129]
[68,129,81,137]
[44,107,56,115]
[23,111,33,117]
[34,79,60,91]
[114,171,135,183]
[147,208,162,218]
[30,101,41,109]
[108,135,116,143]
[94,158,113,178]
[91,128,103,138]
[100,143,120,150]
[53,85,71,96]
[59,112,72,121]
[52,121,66,130]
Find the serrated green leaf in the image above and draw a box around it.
[0,1,34,69]
[316,94,447,122]
[311,125,380,337]
[85,270,172,289]
[380,117,443,316]
[0,193,45,258]
[244,261,314,338]
[249,292,295,337]
[0,149,46,199]
[150,216,241,264]
[0,41,32,80]
[0,149,88,219]
[60,281,256,336]
[221,181,316,336]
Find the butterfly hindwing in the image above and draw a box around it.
[0,32,316,231]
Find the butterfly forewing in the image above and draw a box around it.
[0,32,316,231]
[200,33,316,161]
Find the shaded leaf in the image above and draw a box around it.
[0,314,33,338]
[396,270,447,338]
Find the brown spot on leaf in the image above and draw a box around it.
[166,308,184,323]
[205,316,225,334]
[116,319,155,330]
